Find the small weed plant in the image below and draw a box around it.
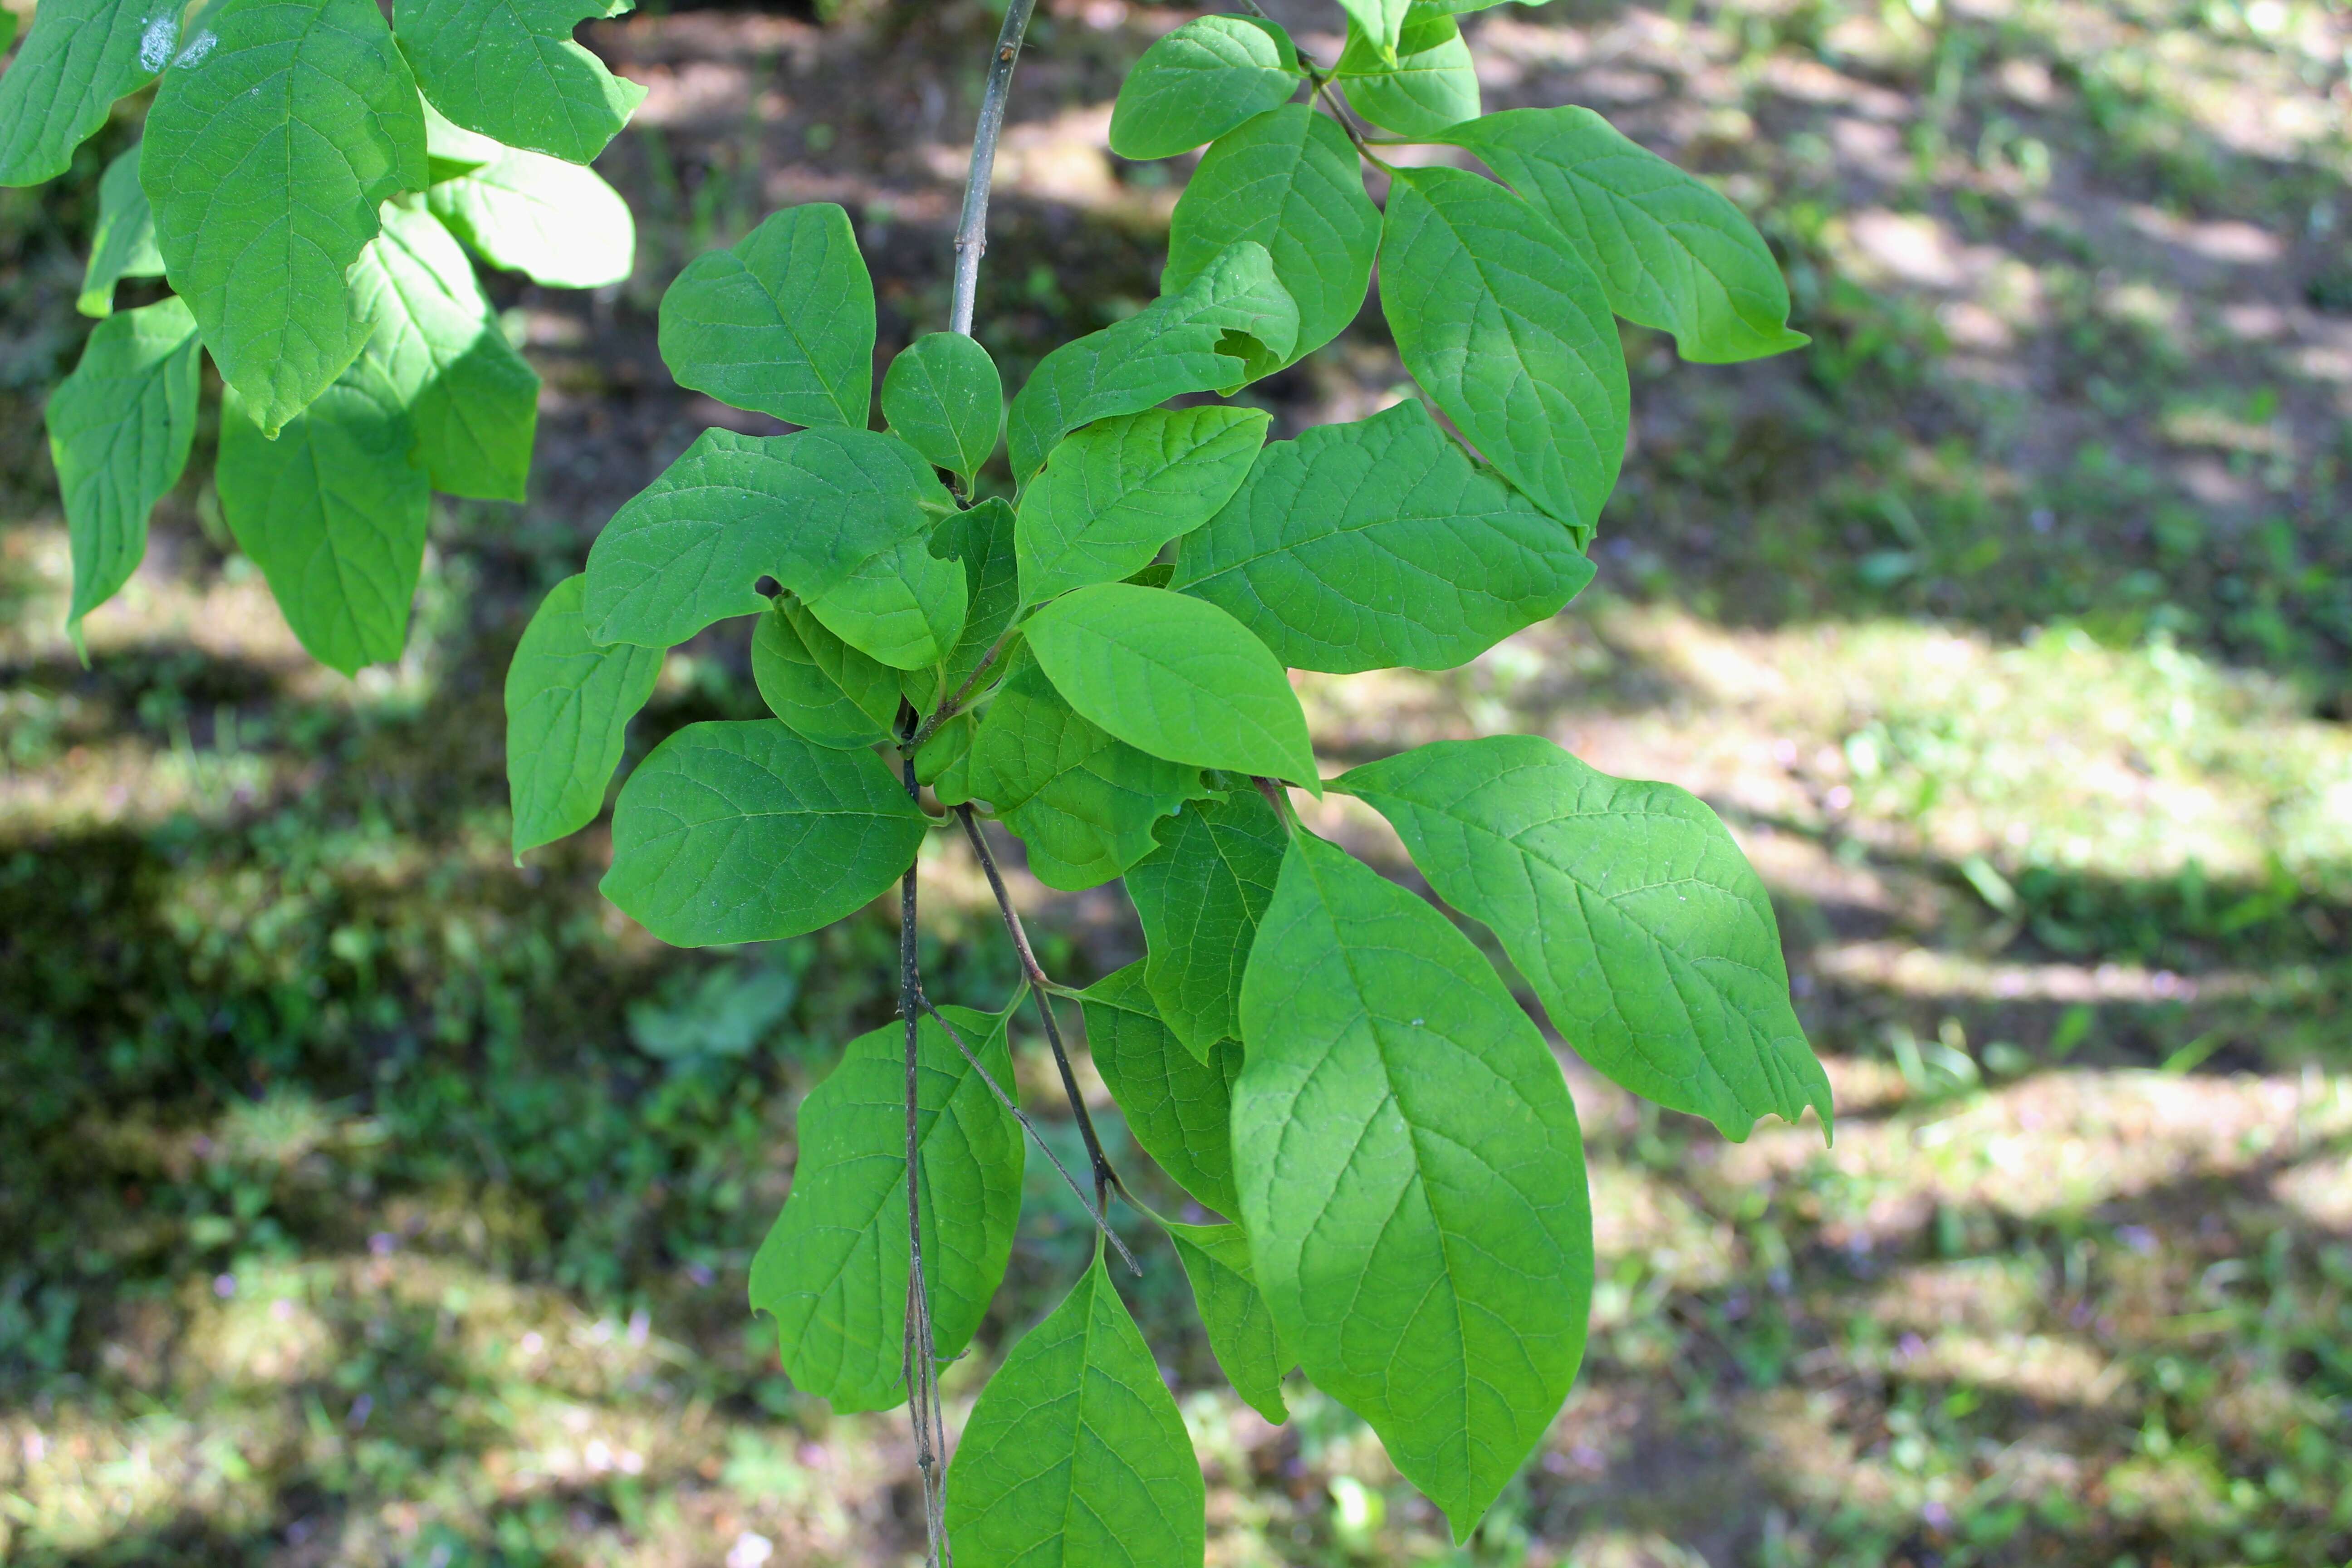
[14,0,1834,1556]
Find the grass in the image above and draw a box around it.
[1,0,2350,1563]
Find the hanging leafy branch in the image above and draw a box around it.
[7,0,641,666]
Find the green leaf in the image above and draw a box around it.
[1379,164,1627,545]
[349,203,541,503]
[78,146,163,318]
[1164,105,1380,367]
[1442,107,1808,363]
[749,1004,1022,1413]
[1234,830,1592,1539]
[1024,582,1318,791]
[932,496,1021,698]
[915,710,974,793]
[395,0,646,164]
[968,656,1202,892]
[801,528,968,671]
[599,719,926,946]
[750,597,904,750]
[881,332,1002,488]
[47,296,200,652]
[1006,240,1297,483]
[583,427,952,649]
[657,202,873,429]
[0,0,162,187]
[1425,0,1554,11]
[423,103,635,289]
[1017,406,1268,604]
[216,362,431,676]
[1125,786,1287,1061]
[1107,15,1299,162]
[1336,13,1479,137]
[944,1250,1205,1568]
[1164,1220,1290,1423]
[1335,0,1411,64]
[1335,735,1834,1140]
[1078,962,1241,1216]
[141,0,428,436]
[505,574,663,857]
[1171,398,1594,672]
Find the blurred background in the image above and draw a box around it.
[2,0,2349,1563]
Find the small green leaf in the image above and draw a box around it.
[583,427,951,650]
[1024,582,1318,791]
[1078,961,1241,1216]
[1171,398,1594,672]
[0,10,14,52]
[1336,10,1479,137]
[968,656,1202,892]
[1164,105,1380,367]
[1443,107,1808,363]
[801,529,969,671]
[1424,0,1554,11]
[881,332,1002,487]
[141,0,428,436]
[932,496,1021,698]
[750,597,902,750]
[216,362,430,676]
[915,710,974,793]
[424,103,635,289]
[1006,240,1297,483]
[1125,786,1287,1061]
[1235,830,1592,1539]
[349,203,541,502]
[1108,15,1299,162]
[599,719,926,946]
[1017,406,1268,604]
[658,202,873,429]
[750,1004,1022,1413]
[1379,165,1627,544]
[944,1251,1205,1568]
[1336,735,1834,1140]
[505,574,663,857]
[0,0,164,188]
[78,146,163,318]
[47,296,200,653]
[1334,0,1411,64]
[395,0,646,164]
[1165,1220,1290,1424]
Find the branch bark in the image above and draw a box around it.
[951,0,1041,338]
[896,737,951,1567]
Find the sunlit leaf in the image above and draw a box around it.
[424,103,635,289]
[1108,15,1299,161]
[0,0,166,187]
[78,146,163,318]
[395,0,646,164]
[657,202,874,429]
[505,574,662,856]
[801,528,968,672]
[1017,406,1269,604]
[881,332,1002,488]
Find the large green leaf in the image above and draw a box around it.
[349,204,540,503]
[1107,15,1299,161]
[141,0,427,436]
[1163,105,1379,368]
[583,427,952,649]
[1165,1220,1290,1423]
[505,574,663,856]
[1024,583,1318,789]
[78,146,163,318]
[1006,240,1297,482]
[1124,786,1287,1060]
[1017,406,1268,604]
[1078,962,1241,1216]
[600,720,925,946]
[216,363,431,675]
[657,202,872,429]
[1234,829,1592,1539]
[966,657,1202,892]
[1336,735,1833,1140]
[1171,398,1593,672]
[423,103,634,288]
[395,0,646,164]
[881,332,1002,489]
[750,597,905,750]
[748,1004,1022,1413]
[1443,107,1807,363]
[800,528,968,672]
[1336,11,1479,136]
[0,0,162,187]
[1379,164,1626,544]
[944,1251,1205,1568]
[48,296,200,652]
[933,496,1021,698]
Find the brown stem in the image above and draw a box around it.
[896,724,951,1567]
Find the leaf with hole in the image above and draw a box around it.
[1017,406,1269,604]
[1337,734,1833,1140]
[78,146,162,318]
[1165,1220,1290,1423]
[424,103,636,288]
[1108,15,1299,162]
[658,203,874,429]
[505,574,663,857]
[1123,786,1286,1060]
[882,332,1003,488]
[0,0,166,187]
[395,0,646,164]
[599,720,927,946]
[1079,962,1241,1216]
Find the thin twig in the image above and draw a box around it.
[895,730,952,1568]
[916,993,1142,1275]
[951,0,1041,338]
[909,623,1019,750]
